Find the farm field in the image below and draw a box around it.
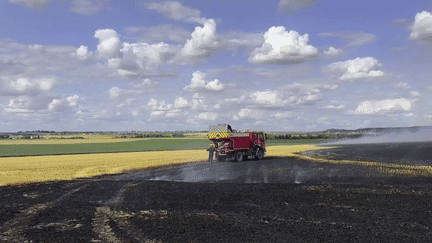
[0,138,210,157]
[0,144,326,186]
[0,137,329,157]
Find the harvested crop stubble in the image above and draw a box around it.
[0,150,208,186]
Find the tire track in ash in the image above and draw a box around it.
[92,182,160,243]
[0,182,90,242]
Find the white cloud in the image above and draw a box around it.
[410,11,432,42]
[321,104,345,110]
[251,90,284,107]
[69,0,110,15]
[48,99,63,112]
[145,1,205,24]
[0,77,56,96]
[104,40,177,78]
[411,91,420,97]
[148,98,173,111]
[94,29,122,59]
[48,95,81,112]
[278,0,318,13]
[249,26,318,64]
[109,87,142,99]
[131,79,158,89]
[354,98,413,115]
[272,111,296,119]
[184,71,224,92]
[319,31,376,47]
[325,57,385,80]
[196,112,217,121]
[4,98,34,114]
[179,19,219,60]
[147,98,189,119]
[174,97,191,109]
[233,108,266,120]
[323,46,343,56]
[396,82,410,89]
[75,45,91,60]
[66,95,80,107]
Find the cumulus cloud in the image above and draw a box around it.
[319,31,376,47]
[66,94,80,107]
[69,0,110,15]
[325,57,384,80]
[196,112,217,121]
[49,95,81,112]
[94,29,122,59]
[0,77,56,96]
[251,90,284,107]
[75,45,91,60]
[4,98,34,114]
[396,82,410,89]
[179,19,219,60]
[145,1,205,24]
[174,97,191,109]
[234,108,266,120]
[93,28,178,77]
[184,71,224,92]
[409,11,432,42]
[147,97,189,119]
[249,26,318,64]
[278,0,318,13]
[354,98,413,115]
[323,46,343,56]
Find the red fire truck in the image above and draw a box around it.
[207,124,267,162]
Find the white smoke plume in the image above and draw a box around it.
[323,127,432,145]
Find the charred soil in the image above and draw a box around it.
[2,142,432,242]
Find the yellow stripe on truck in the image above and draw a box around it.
[207,132,230,139]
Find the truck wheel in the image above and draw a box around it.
[235,151,243,162]
[256,149,264,160]
[216,154,227,162]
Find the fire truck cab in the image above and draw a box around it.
[207,124,267,162]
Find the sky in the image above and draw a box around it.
[0,0,432,132]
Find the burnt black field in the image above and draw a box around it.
[1,142,432,242]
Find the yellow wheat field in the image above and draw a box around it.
[0,145,318,186]
[0,150,210,186]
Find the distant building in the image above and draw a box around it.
[0,134,10,139]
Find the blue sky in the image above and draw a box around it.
[1,0,432,132]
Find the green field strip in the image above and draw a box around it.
[0,139,211,157]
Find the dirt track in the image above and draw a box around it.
[1,143,432,242]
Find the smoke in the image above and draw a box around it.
[322,127,432,145]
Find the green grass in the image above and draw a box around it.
[0,138,211,157]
